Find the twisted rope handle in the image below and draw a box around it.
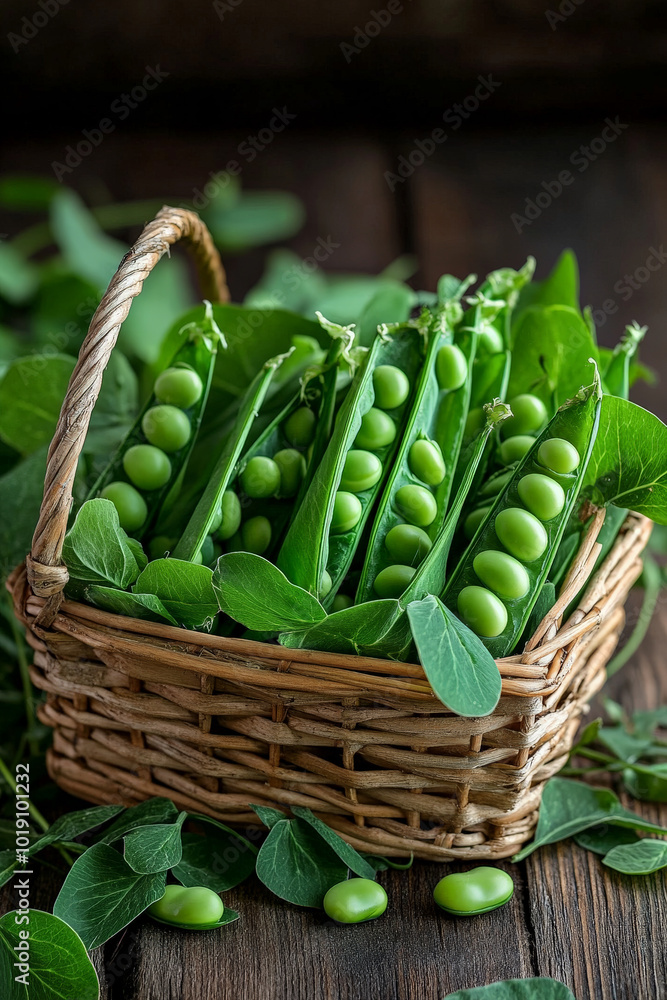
[27,206,229,621]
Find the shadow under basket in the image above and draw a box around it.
[7,207,653,861]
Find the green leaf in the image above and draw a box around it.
[87,350,138,453]
[443,979,577,1000]
[631,706,667,738]
[123,813,186,874]
[132,559,218,631]
[50,189,127,289]
[63,499,140,589]
[213,553,326,632]
[279,598,413,659]
[407,595,502,717]
[0,446,48,579]
[118,257,193,364]
[255,818,348,908]
[622,765,667,803]
[291,807,377,879]
[93,798,178,845]
[0,850,16,890]
[610,807,667,836]
[603,838,667,874]
[574,825,641,856]
[508,305,597,407]
[251,804,288,830]
[172,824,257,892]
[596,726,652,763]
[514,249,580,319]
[0,909,99,1000]
[512,778,620,861]
[355,281,416,347]
[86,586,178,626]
[205,190,305,251]
[0,174,60,210]
[0,243,39,304]
[0,353,75,454]
[53,843,166,950]
[583,395,667,523]
[27,804,124,856]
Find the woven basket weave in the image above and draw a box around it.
[7,207,652,861]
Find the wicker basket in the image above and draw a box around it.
[7,207,652,861]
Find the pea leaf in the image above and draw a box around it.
[407,595,502,717]
[623,765,667,803]
[63,499,141,589]
[118,256,193,364]
[355,281,416,346]
[86,586,179,626]
[251,804,288,830]
[172,825,257,892]
[132,559,218,631]
[603,838,667,874]
[574,825,641,856]
[87,350,139,452]
[123,813,186,874]
[514,249,580,319]
[0,851,17,890]
[508,304,597,407]
[213,553,326,632]
[279,598,413,659]
[291,807,377,879]
[0,446,49,578]
[0,242,39,304]
[50,188,127,290]
[0,909,99,1000]
[443,979,577,999]
[0,174,60,209]
[583,395,667,524]
[93,798,179,845]
[53,843,166,950]
[27,803,124,856]
[0,353,75,454]
[205,190,305,251]
[512,778,620,861]
[255,818,349,908]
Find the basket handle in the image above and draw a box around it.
[26,206,230,620]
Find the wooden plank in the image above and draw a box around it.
[525,595,667,1000]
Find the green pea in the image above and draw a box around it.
[479,470,512,499]
[142,405,192,453]
[154,366,203,410]
[332,593,353,612]
[101,482,147,533]
[217,491,242,541]
[148,535,174,560]
[502,394,548,438]
[340,450,383,493]
[330,491,363,535]
[320,570,333,598]
[464,407,485,439]
[273,448,306,498]
[498,435,535,466]
[385,523,432,566]
[433,867,514,916]
[538,437,580,475]
[354,408,397,450]
[373,365,410,410]
[374,564,416,599]
[200,535,216,566]
[517,473,565,521]
[148,884,224,929]
[479,326,504,354]
[323,878,388,924]
[240,456,281,499]
[457,585,508,637]
[473,550,530,600]
[464,506,490,540]
[394,484,438,528]
[435,343,468,390]
[284,406,316,448]
[123,444,172,492]
[241,516,272,555]
[408,439,446,487]
[208,504,223,535]
[495,507,548,563]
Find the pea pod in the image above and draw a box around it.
[443,366,602,656]
[355,301,476,603]
[87,303,223,537]
[277,321,427,600]
[602,321,646,400]
[171,350,291,562]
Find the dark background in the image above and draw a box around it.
[2,0,666,416]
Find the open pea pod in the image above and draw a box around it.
[277,320,427,602]
[355,299,476,603]
[443,365,603,657]
[171,350,291,563]
[86,303,223,539]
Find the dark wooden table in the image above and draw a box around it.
[1,126,666,998]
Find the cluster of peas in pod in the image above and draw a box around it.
[101,366,201,535]
[224,404,315,560]
[371,344,468,600]
[457,432,581,640]
[326,364,412,607]
[463,393,549,543]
